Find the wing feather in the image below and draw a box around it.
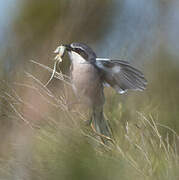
[96,59,147,94]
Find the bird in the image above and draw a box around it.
[54,42,147,144]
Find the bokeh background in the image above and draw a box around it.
[0,0,179,179]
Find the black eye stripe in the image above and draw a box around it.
[73,48,88,59]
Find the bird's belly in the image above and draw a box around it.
[71,64,104,107]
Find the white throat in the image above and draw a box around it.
[68,51,86,64]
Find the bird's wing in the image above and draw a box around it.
[95,58,147,94]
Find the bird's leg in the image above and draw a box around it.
[85,116,93,126]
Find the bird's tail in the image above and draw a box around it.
[91,106,112,144]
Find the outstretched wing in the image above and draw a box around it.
[95,58,147,94]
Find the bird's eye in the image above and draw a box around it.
[74,48,88,59]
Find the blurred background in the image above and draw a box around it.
[0,0,179,179]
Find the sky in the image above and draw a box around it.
[167,0,179,57]
[1,0,179,61]
[0,0,18,50]
[98,0,179,62]
[97,0,158,57]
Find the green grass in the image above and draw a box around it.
[0,67,178,180]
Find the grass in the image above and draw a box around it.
[0,62,178,180]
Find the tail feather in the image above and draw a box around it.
[91,107,112,144]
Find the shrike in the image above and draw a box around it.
[54,42,147,143]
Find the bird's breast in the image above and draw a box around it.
[68,52,104,107]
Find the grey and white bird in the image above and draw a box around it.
[54,42,147,143]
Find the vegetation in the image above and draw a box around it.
[0,63,178,179]
[0,0,179,179]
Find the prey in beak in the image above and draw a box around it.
[45,45,66,86]
[54,45,66,62]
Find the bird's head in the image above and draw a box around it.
[62,43,97,64]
